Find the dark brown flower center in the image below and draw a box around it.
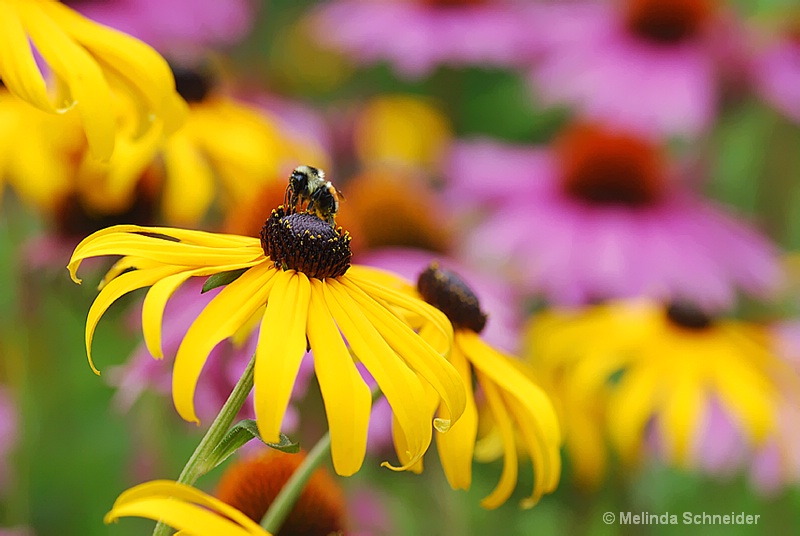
[417,263,487,333]
[624,0,715,46]
[261,206,351,279]
[216,451,347,536]
[54,170,160,239]
[665,302,713,330]
[556,123,666,208]
[171,64,216,103]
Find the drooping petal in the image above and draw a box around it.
[306,280,371,476]
[44,1,187,135]
[607,363,662,463]
[254,271,311,443]
[710,351,777,446]
[435,343,478,491]
[323,279,431,470]
[86,265,184,374]
[340,277,465,430]
[69,226,262,282]
[142,271,199,359]
[462,332,561,506]
[142,262,264,360]
[173,263,276,424]
[348,273,453,346]
[0,4,59,112]
[161,132,217,225]
[503,388,561,507]
[17,2,115,160]
[476,374,518,510]
[659,370,706,466]
[105,480,268,536]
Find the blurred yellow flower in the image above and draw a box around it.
[106,480,271,536]
[354,95,451,172]
[68,212,466,476]
[0,87,163,218]
[156,66,328,225]
[416,263,561,509]
[529,300,795,474]
[0,0,186,160]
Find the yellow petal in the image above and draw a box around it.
[173,263,276,424]
[607,363,662,463]
[476,374,519,510]
[106,480,267,536]
[340,277,465,429]
[0,4,60,112]
[17,2,115,160]
[77,115,165,213]
[658,371,705,466]
[709,352,777,445]
[86,265,184,374]
[391,412,424,474]
[462,332,561,506]
[162,132,217,225]
[44,1,186,135]
[503,388,561,507]
[435,343,478,491]
[142,262,262,359]
[254,271,311,443]
[323,279,431,470]
[69,228,262,283]
[142,271,197,359]
[99,256,165,290]
[347,273,453,348]
[307,280,371,476]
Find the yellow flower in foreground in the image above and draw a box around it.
[69,210,466,476]
[0,0,186,160]
[529,300,795,472]
[106,480,271,536]
[415,263,561,509]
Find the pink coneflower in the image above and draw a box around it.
[310,0,536,78]
[751,27,800,122]
[68,0,256,55]
[447,123,781,307]
[527,0,735,137]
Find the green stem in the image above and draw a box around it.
[153,353,256,536]
[260,431,332,533]
[260,388,384,533]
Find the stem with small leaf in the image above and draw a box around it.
[152,354,256,536]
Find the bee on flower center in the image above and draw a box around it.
[285,165,343,226]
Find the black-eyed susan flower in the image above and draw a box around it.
[414,262,561,509]
[529,299,798,477]
[68,202,466,477]
[106,480,272,536]
[157,65,327,225]
[0,0,186,160]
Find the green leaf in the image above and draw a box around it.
[266,432,301,454]
[201,268,248,293]
[207,420,300,471]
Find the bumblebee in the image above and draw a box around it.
[285,165,342,226]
